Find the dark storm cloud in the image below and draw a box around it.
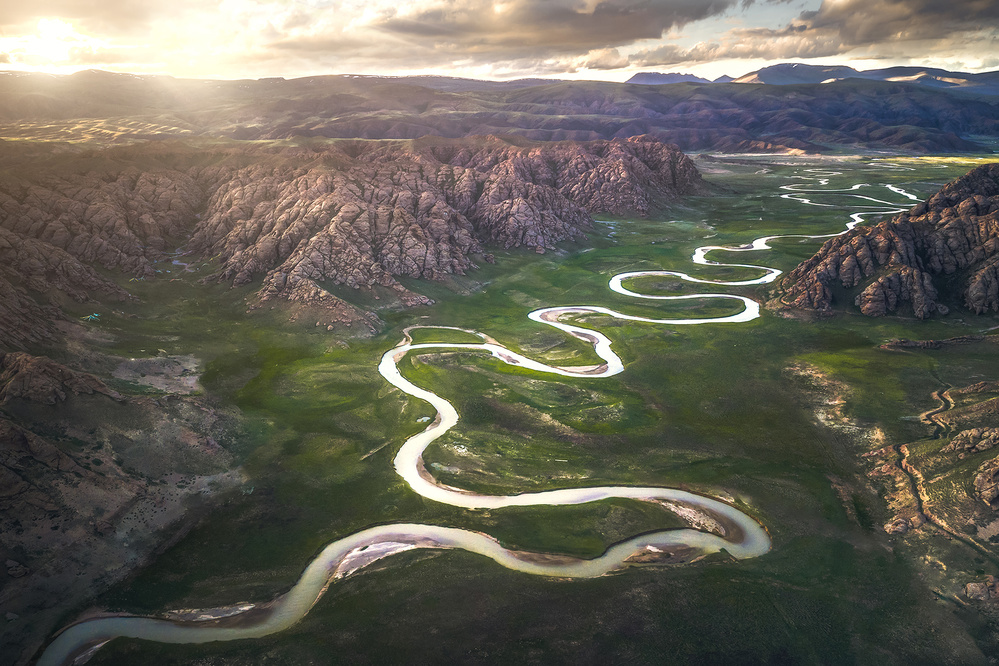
[249,0,755,73]
[796,0,999,46]
[631,0,999,66]
[371,0,739,56]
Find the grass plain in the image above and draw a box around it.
[61,154,999,664]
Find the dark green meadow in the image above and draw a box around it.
[77,155,999,664]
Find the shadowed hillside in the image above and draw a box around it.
[780,163,999,318]
[0,70,996,153]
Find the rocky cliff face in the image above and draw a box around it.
[943,427,999,456]
[0,167,204,347]
[0,136,703,349]
[780,164,999,317]
[190,136,702,303]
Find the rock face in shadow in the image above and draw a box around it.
[0,352,122,404]
[0,170,203,276]
[779,163,999,317]
[0,136,703,349]
[0,276,56,351]
[0,167,200,348]
[0,350,245,666]
[975,457,999,508]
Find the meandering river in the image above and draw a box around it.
[38,169,920,666]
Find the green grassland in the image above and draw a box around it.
[67,154,999,664]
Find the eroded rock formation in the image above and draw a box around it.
[0,352,122,405]
[966,576,999,602]
[780,163,999,317]
[189,136,702,303]
[974,457,999,508]
[0,136,703,349]
[943,427,999,456]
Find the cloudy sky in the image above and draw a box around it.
[0,0,997,80]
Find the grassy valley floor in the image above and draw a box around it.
[41,153,999,664]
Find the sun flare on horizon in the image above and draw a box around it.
[0,18,110,71]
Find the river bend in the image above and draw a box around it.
[38,168,919,666]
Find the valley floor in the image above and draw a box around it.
[10,153,999,665]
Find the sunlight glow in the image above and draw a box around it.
[0,18,109,68]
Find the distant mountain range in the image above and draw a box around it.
[628,63,999,95]
[626,72,713,85]
[0,65,996,154]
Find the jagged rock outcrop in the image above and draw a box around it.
[253,278,382,332]
[0,352,122,405]
[780,163,999,317]
[974,456,999,508]
[0,276,57,350]
[956,380,999,394]
[966,576,999,602]
[0,169,204,277]
[0,136,702,349]
[189,136,703,302]
[943,427,999,456]
[0,168,202,350]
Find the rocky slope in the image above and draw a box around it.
[0,351,244,665]
[779,163,999,318]
[0,136,703,349]
[191,136,702,302]
[0,134,705,663]
[0,166,203,347]
[0,351,123,404]
[943,427,999,457]
[1,70,995,153]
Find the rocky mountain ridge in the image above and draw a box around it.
[779,163,999,318]
[0,135,704,349]
[731,63,999,94]
[626,72,713,85]
[1,69,995,154]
